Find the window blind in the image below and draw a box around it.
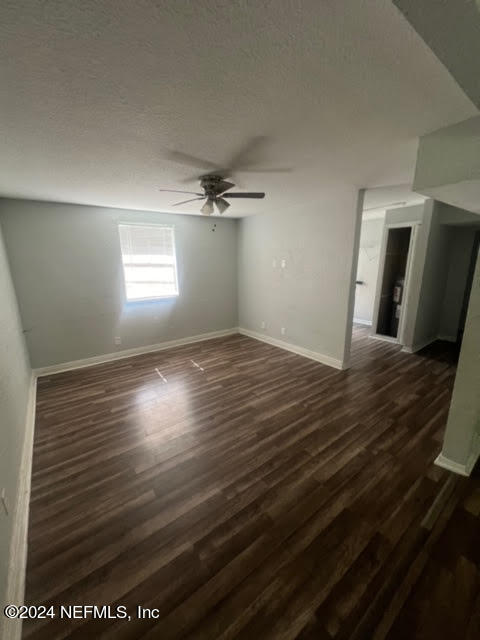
[118,224,179,301]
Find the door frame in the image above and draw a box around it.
[371,221,420,344]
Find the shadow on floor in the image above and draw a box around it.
[415,339,461,367]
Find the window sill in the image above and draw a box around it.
[125,294,179,304]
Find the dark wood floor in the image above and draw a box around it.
[23,326,480,639]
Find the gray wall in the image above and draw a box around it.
[439,226,477,340]
[0,199,238,368]
[414,116,480,192]
[413,116,480,215]
[354,217,384,324]
[439,204,480,226]
[441,244,480,468]
[0,223,31,612]
[411,201,451,348]
[237,188,361,365]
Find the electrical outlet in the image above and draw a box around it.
[261,321,266,329]
[281,259,286,269]
[1,488,8,516]
[281,327,286,335]
[114,336,122,345]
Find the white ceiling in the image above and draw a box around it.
[0,0,477,217]
[362,183,426,220]
[394,0,480,109]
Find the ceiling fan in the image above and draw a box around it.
[159,137,290,215]
[160,175,265,215]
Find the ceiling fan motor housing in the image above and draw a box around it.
[200,174,229,199]
[163,169,265,214]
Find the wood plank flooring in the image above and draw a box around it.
[22,326,480,639]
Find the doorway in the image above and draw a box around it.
[375,226,412,339]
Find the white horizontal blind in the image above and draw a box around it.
[118,224,179,300]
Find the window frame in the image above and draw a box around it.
[118,222,179,302]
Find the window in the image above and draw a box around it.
[118,223,179,301]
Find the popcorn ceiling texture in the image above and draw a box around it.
[0,0,476,216]
[394,0,480,109]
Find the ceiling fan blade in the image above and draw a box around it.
[172,197,205,206]
[179,171,230,185]
[215,198,230,214]
[239,167,292,173]
[227,136,268,171]
[159,189,203,195]
[201,200,214,215]
[167,150,219,171]
[223,192,265,199]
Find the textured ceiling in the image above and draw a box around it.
[393,0,480,109]
[0,0,477,217]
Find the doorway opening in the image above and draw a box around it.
[375,226,412,339]
[348,185,426,366]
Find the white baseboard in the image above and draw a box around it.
[353,318,372,326]
[369,334,398,344]
[434,452,477,477]
[437,334,457,343]
[401,336,436,354]
[238,328,344,370]
[435,431,480,477]
[403,333,457,354]
[34,328,239,377]
[1,374,37,640]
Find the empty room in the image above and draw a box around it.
[2,1,480,639]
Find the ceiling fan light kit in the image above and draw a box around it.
[160,174,266,215]
[200,199,214,216]
[158,137,290,215]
